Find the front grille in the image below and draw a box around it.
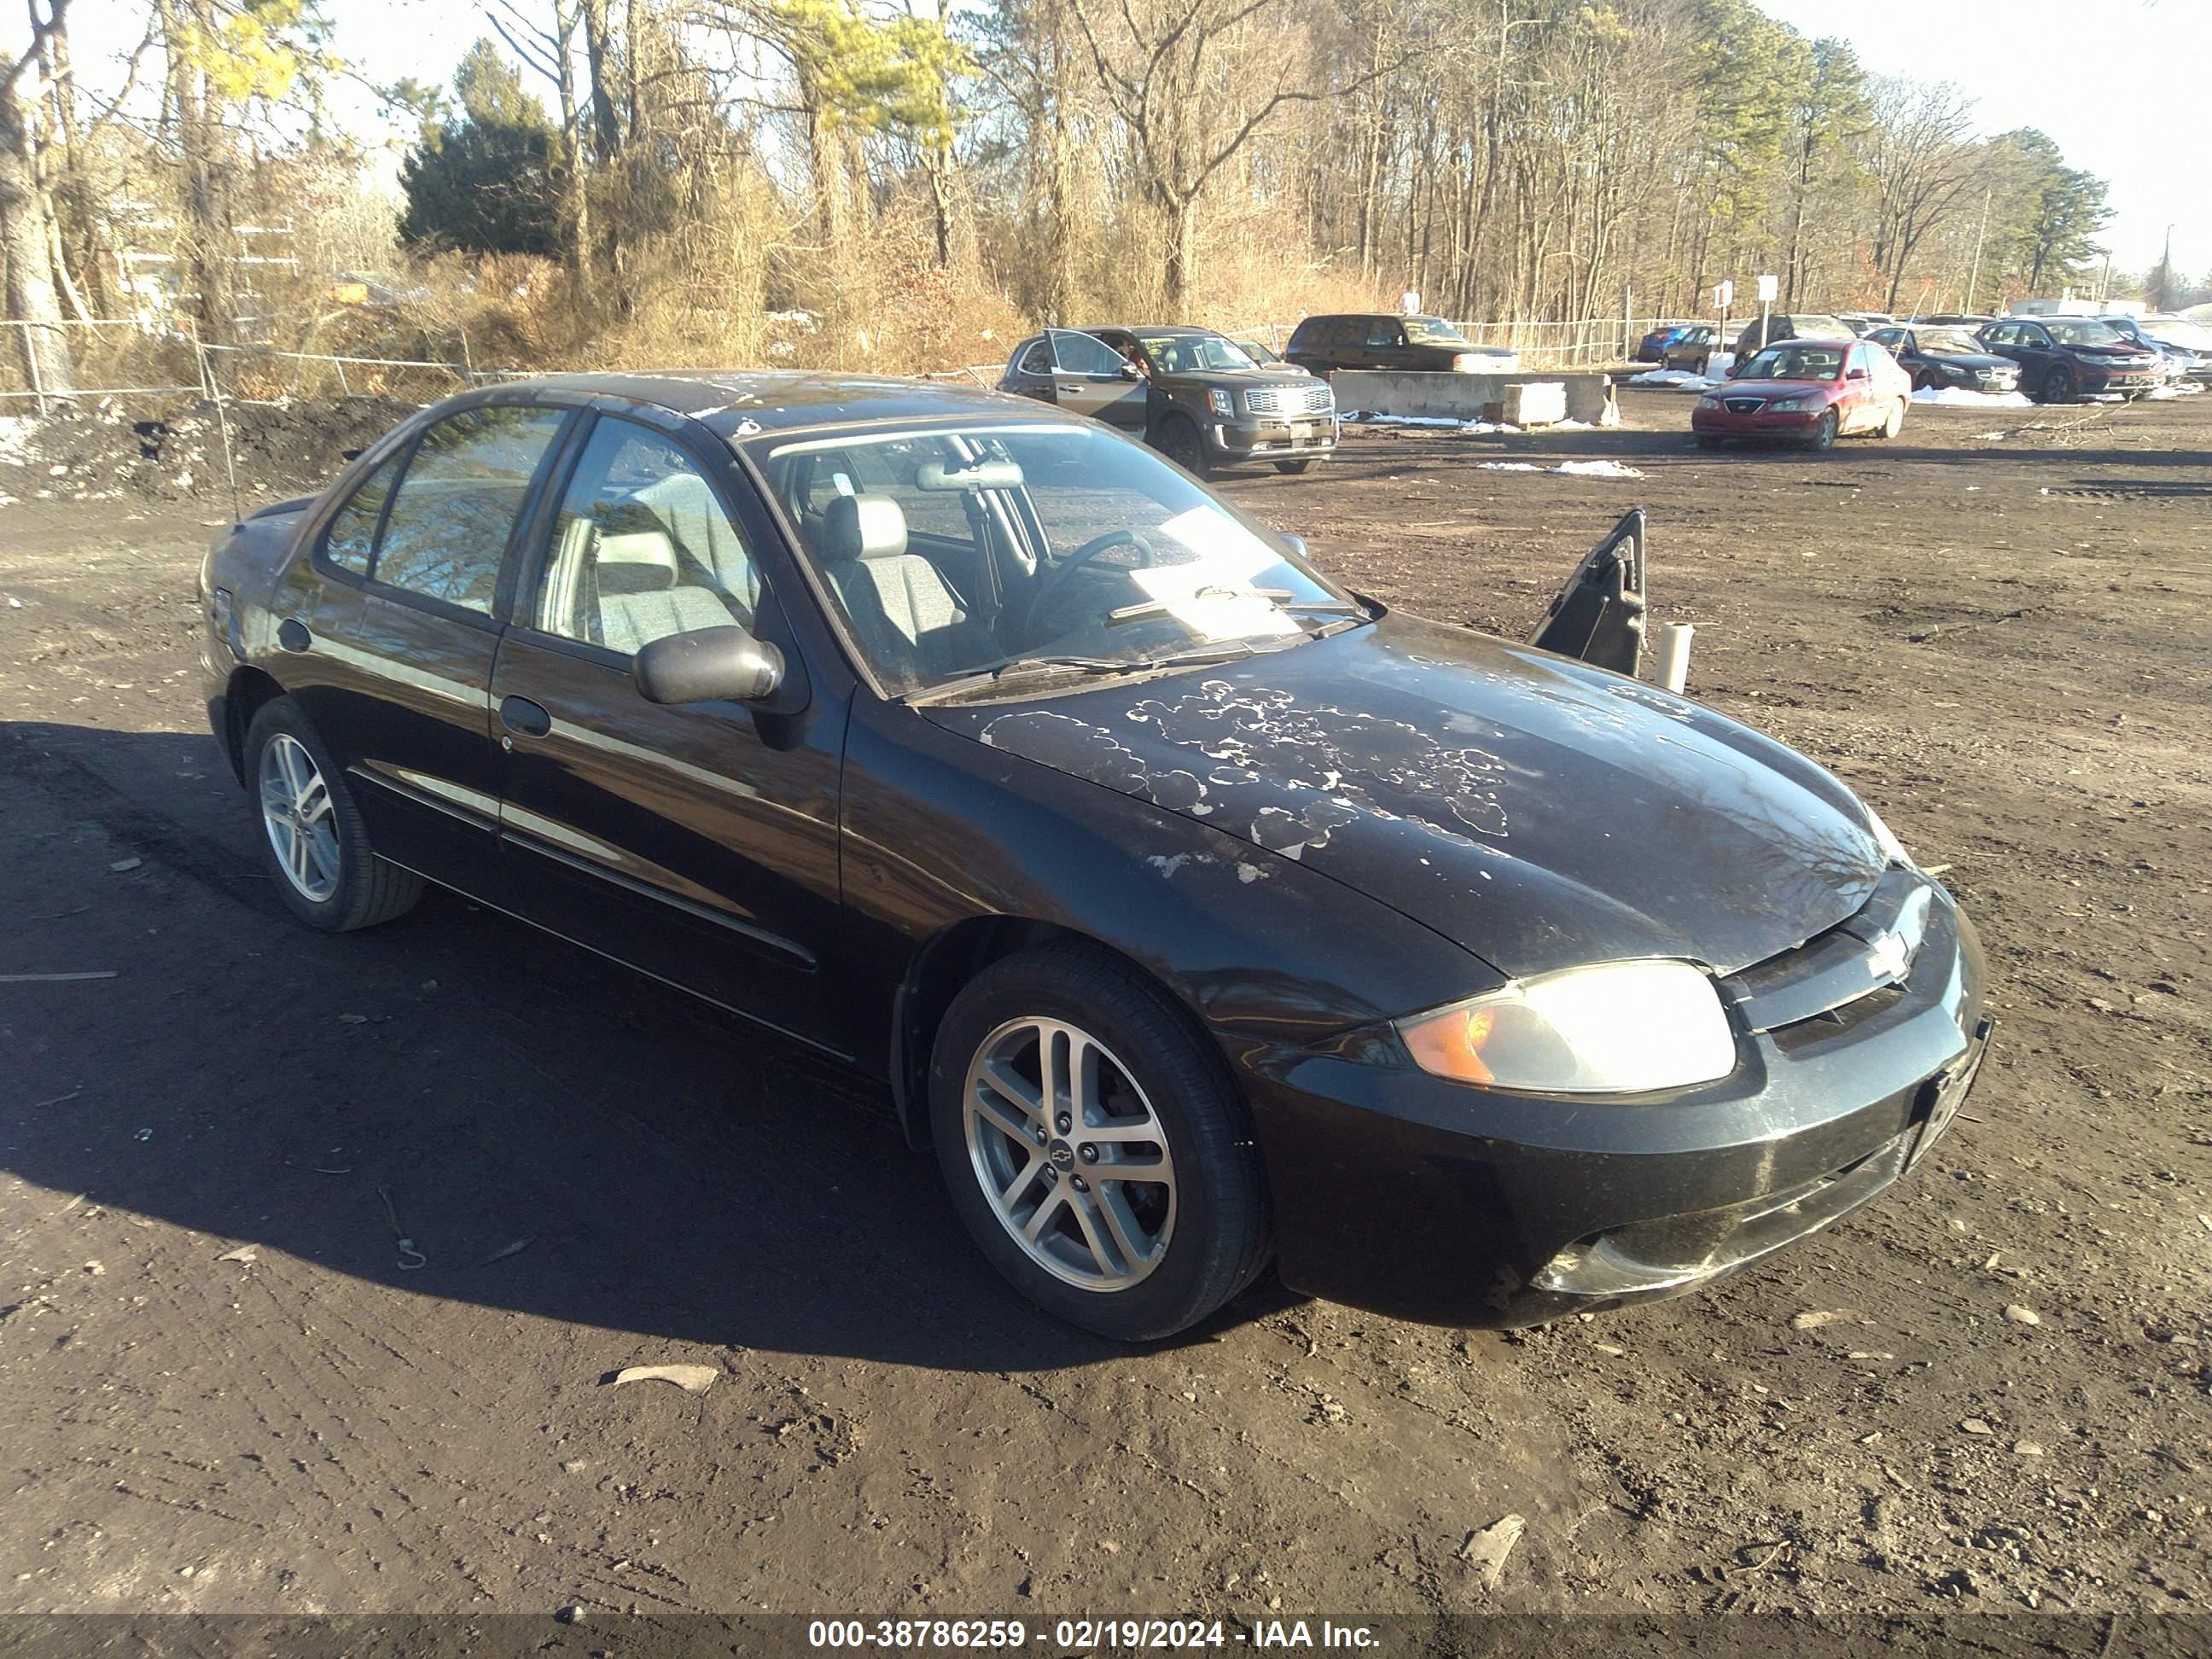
[1723,397,1764,414]
[1725,868,1936,1038]
[1245,382,1335,416]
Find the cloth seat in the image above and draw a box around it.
[817,494,970,681]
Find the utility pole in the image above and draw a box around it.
[1963,187,1991,314]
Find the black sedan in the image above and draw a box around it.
[1867,324,2022,395]
[200,373,1992,1340]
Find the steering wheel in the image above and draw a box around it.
[1020,528,1159,643]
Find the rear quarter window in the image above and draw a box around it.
[319,452,401,577]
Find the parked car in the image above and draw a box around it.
[1909,314,1996,329]
[1284,313,1518,375]
[1691,337,1913,449]
[1866,324,2023,395]
[1657,323,1719,375]
[1633,322,1703,363]
[201,372,1991,1340]
[1227,335,1310,375]
[999,325,1336,478]
[2097,314,2212,384]
[1729,313,1853,362]
[1836,311,1895,336]
[1976,317,2165,403]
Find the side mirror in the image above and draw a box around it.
[632,625,784,706]
[1280,533,1310,558]
[1847,366,1870,381]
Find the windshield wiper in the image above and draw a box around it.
[1106,589,1365,628]
[903,643,1270,705]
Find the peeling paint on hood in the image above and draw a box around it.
[925,611,1886,977]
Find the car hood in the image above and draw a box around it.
[2061,342,2157,361]
[922,613,1887,978]
[1714,377,1841,397]
[1160,368,1324,393]
[1922,352,2015,372]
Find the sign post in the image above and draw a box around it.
[1714,281,1734,373]
[1756,273,1778,352]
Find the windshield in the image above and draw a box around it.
[1402,316,1471,345]
[1743,343,1846,380]
[2045,319,2123,346]
[1915,329,1985,354]
[1229,338,1281,364]
[1136,332,1259,373]
[754,422,1359,698]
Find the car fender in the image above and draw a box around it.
[835,695,1502,1137]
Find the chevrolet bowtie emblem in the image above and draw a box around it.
[1868,928,1912,981]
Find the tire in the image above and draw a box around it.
[928,943,1269,1342]
[2041,364,2075,404]
[1879,399,1906,439]
[1273,458,1318,474]
[1911,370,1932,393]
[1805,408,1839,451]
[1155,416,1217,480]
[245,697,422,932]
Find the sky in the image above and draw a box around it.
[1760,0,2205,278]
[32,0,2205,283]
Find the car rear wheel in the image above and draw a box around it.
[1272,458,1318,474]
[1879,399,1906,439]
[928,944,1268,1341]
[1806,408,1839,451]
[2042,364,2076,404]
[246,698,422,932]
[1155,415,1217,480]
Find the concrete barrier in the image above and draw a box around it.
[1333,370,1619,426]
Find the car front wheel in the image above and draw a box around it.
[1806,408,1840,451]
[1154,415,1218,480]
[2042,364,2076,404]
[928,944,1268,1341]
[246,698,422,932]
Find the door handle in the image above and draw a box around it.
[499,696,551,739]
[1057,382,1084,394]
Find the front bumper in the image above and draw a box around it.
[1244,875,1990,1327]
[1691,404,1825,438]
[1208,416,1339,461]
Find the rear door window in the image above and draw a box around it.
[1013,337,1053,376]
[1049,329,1126,375]
[374,406,568,614]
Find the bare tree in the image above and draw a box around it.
[1866,77,1981,313]
[1,0,75,395]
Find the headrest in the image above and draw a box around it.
[821,493,908,563]
[596,528,678,595]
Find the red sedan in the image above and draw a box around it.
[1691,337,1913,451]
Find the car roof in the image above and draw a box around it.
[473,370,1041,439]
[1086,324,1216,336]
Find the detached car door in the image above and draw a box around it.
[1045,329,1149,429]
[488,410,847,1052]
[284,402,570,895]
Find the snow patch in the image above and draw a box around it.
[1476,458,1646,480]
[1343,411,1521,434]
[2148,382,2203,399]
[1625,370,1718,392]
[1912,387,2032,408]
[0,416,36,467]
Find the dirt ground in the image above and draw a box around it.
[2,387,2208,1632]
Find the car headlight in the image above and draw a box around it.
[1396,960,1738,1094]
[1452,352,1487,372]
[1697,394,1723,409]
[1767,396,1812,412]
[1206,388,1233,416]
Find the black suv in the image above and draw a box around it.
[1000,326,1336,477]
[1284,313,1516,376]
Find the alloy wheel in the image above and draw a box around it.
[259,731,341,903]
[962,1016,1176,1291]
